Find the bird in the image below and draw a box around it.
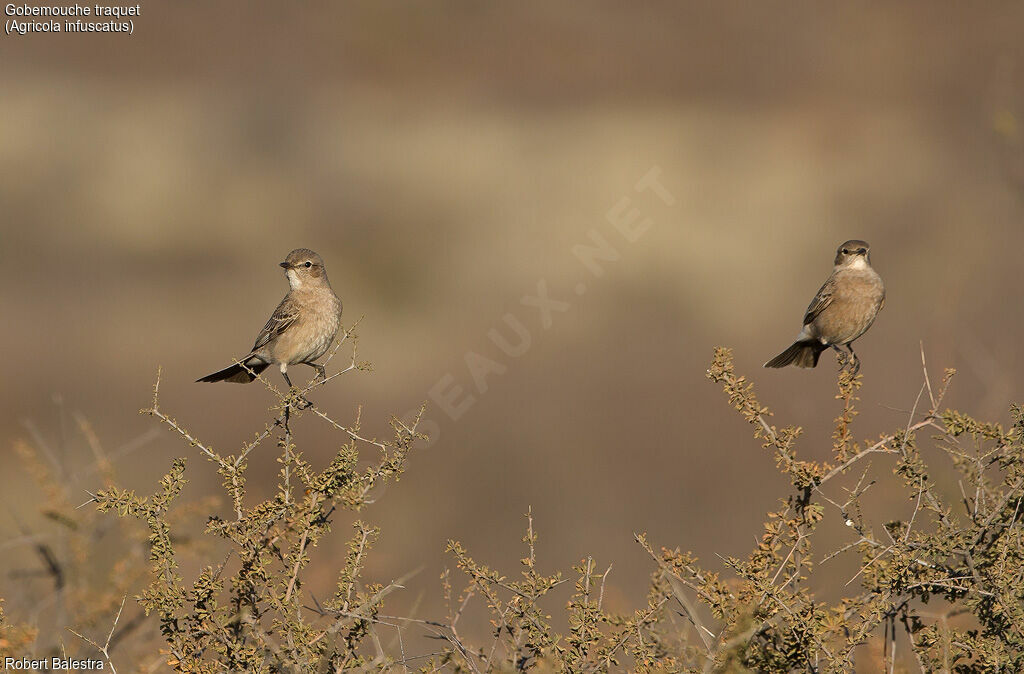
[764,240,884,374]
[197,248,343,388]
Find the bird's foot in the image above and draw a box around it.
[282,386,314,410]
[834,349,861,376]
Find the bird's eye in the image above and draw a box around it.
[841,249,850,255]
[304,261,312,268]
[857,248,867,255]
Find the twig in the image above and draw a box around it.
[67,594,127,674]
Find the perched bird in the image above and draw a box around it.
[197,248,343,387]
[764,240,884,374]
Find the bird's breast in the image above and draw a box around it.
[273,289,342,365]
[813,268,884,344]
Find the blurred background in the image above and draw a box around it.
[3,0,1024,664]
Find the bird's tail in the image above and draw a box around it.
[196,359,269,383]
[764,340,824,369]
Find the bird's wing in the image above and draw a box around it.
[250,295,299,353]
[802,273,836,326]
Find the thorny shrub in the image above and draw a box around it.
[428,348,1024,672]
[3,342,1024,672]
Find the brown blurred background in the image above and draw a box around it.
[3,0,1024,660]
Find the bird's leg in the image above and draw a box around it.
[304,362,327,381]
[845,344,860,375]
[830,344,849,370]
[282,367,314,409]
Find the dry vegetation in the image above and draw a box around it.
[3,335,1024,672]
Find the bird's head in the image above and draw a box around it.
[280,248,327,288]
[834,240,871,268]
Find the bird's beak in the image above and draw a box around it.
[279,262,290,269]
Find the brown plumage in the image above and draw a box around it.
[764,240,884,374]
[197,249,343,387]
